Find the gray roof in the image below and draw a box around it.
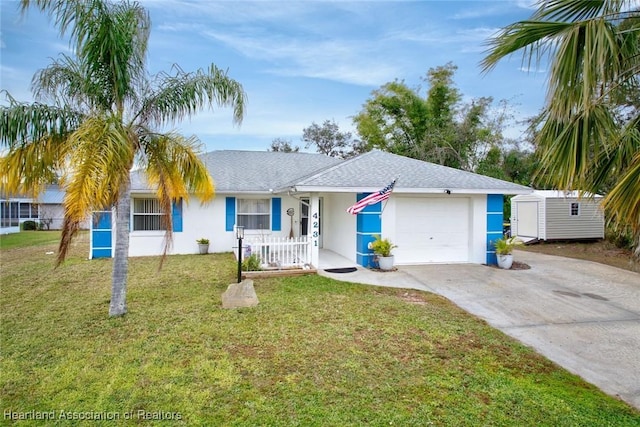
[1,185,65,203]
[131,150,342,193]
[131,149,531,195]
[290,150,531,194]
[38,185,65,204]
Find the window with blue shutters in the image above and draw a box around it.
[226,197,281,231]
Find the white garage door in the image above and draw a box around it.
[395,197,470,264]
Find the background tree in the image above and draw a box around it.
[302,119,364,159]
[483,0,640,253]
[268,138,300,152]
[0,0,246,316]
[353,63,513,172]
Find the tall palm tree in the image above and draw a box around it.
[0,0,246,316]
[482,0,640,253]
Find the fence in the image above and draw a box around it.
[245,236,311,268]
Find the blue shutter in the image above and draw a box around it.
[271,198,281,231]
[225,197,236,231]
[172,199,183,232]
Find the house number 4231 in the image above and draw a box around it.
[312,213,319,245]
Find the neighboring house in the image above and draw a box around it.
[1,195,39,234]
[0,185,89,234]
[510,190,605,242]
[91,150,531,266]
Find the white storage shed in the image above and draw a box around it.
[511,190,605,241]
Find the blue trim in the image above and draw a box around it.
[225,197,236,231]
[93,230,112,248]
[91,211,112,259]
[354,193,382,268]
[172,199,183,232]
[356,233,378,268]
[357,212,382,233]
[487,213,503,232]
[93,211,111,229]
[486,194,504,265]
[487,194,503,212]
[92,249,112,259]
[271,198,281,231]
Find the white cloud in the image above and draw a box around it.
[518,66,546,74]
[389,26,500,54]
[201,30,401,86]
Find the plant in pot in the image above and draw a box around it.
[370,234,397,271]
[493,236,522,269]
[196,238,210,254]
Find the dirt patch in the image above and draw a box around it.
[519,240,639,273]
[487,261,531,270]
[398,291,429,305]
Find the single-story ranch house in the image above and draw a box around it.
[91,149,531,267]
[1,185,89,234]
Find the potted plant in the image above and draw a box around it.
[370,235,397,271]
[196,238,210,254]
[493,236,522,269]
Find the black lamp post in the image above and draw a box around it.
[236,226,244,283]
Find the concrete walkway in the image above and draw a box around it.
[319,250,640,409]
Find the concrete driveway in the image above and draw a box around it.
[320,250,640,409]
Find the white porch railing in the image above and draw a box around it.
[245,236,311,268]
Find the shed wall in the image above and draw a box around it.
[544,198,604,240]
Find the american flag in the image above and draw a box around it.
[347,179,397,215]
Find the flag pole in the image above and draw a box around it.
[380,177,398,216]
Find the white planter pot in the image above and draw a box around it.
[198,243,209,254]
[497,254,513,269]
[377,255,394,271]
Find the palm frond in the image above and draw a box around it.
[481,21,572,74]
[57,115,134,264]
[0,136,66,198]
[535,103,617,190]
[0,95,83,148]
[31,54,94,109]
[603,149,640,254]
[138,131,214,261]
[22,0,150,112]
[140,64,246,127]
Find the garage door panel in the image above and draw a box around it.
[395,198,470,263]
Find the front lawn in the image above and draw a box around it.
[1,232,638,425]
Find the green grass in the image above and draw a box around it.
[1,233,639,426]
[0,230,63,250]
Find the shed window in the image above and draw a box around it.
[237,199,270,230]
[133,198,166,231]
[570,202,580,216]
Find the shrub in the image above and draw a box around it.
[242,254,261,271]
[370,235,397,257]
[493,236,523,255]
[21,220,38,231]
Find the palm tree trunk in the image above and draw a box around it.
[109,178,131,317]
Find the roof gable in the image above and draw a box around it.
[290,150,531,194]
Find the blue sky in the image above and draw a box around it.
[1,0,549,152]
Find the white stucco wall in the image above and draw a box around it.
[127,191,491,265]
[322,193,357,262]
[128,193,307,257]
